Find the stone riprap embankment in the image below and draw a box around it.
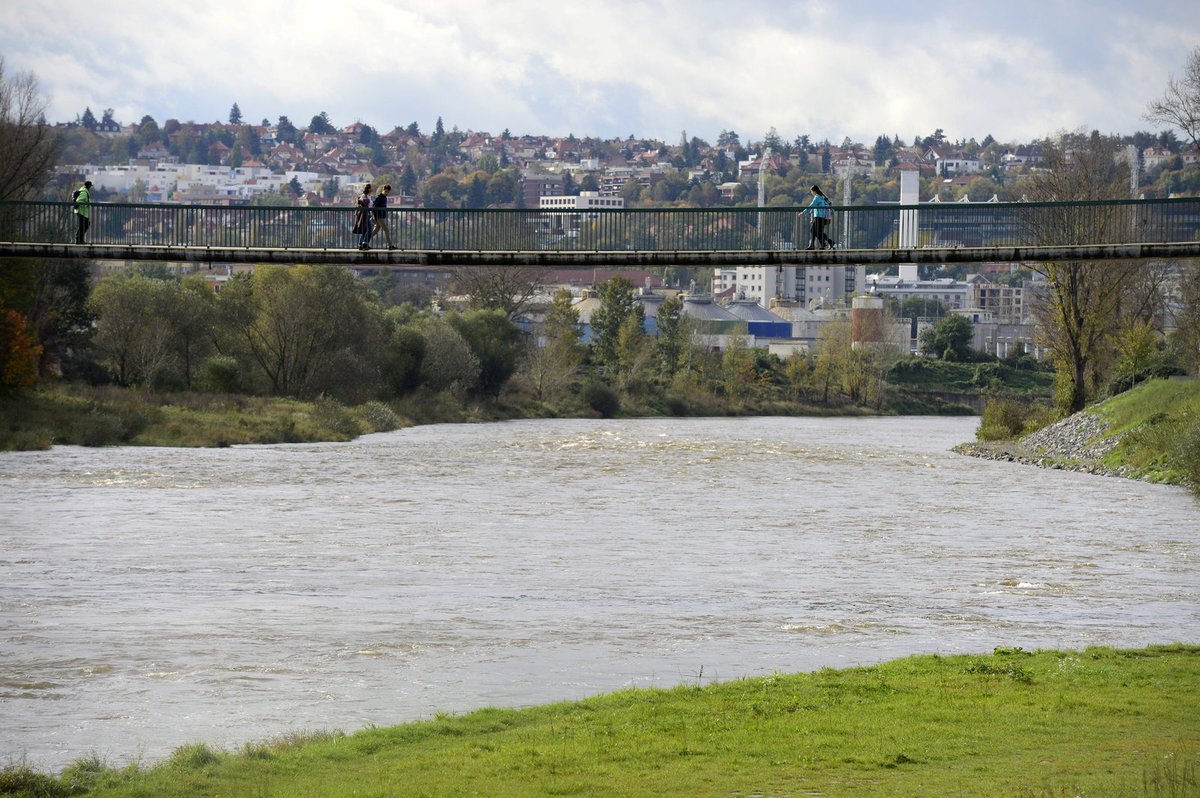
[953,411,1132,479]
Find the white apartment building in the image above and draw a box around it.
[713,264,867,310]
[540,192,625,236]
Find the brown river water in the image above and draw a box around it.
[1,416,1197,771]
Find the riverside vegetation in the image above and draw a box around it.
[1,265,1061,451]
[963,377,1200,494]
[1,645,1197,797]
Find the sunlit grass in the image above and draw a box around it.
[7,645,1197,797]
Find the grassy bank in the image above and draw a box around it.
[0,384,409,449]
[1092,378,1200,486]
[3,645,1196,797]
[969,378,1200,491]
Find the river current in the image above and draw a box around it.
[1,416,1197,771]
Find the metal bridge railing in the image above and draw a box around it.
[1,198,1198,252]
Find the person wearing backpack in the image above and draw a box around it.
[73,181,93,244]
[799,184,836,250]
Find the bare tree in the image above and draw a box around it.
[0,57,59,202]
[1024,131,1141,414]
[451,266,542,320]
[1168,260,1200,378]
[1145,46,1200,151]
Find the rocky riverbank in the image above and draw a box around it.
[953,410,1133,479]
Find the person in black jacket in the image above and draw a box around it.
[372,184,395,250]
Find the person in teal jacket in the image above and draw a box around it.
[799,184,835,250]
[73,180,92,244]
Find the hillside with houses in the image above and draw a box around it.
[51,109,1200,211]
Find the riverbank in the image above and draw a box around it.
[3,645,1196,797]
[954,378,1200,493]
[0,358,1053,451]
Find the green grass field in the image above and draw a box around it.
[5,645,1197,797]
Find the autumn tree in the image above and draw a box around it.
[0,60,90,384]
[0,309,41,396]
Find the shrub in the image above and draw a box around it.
[1168,414,1200,493]
[310,396,363,439]
[200,355,242,394]
[977,399,1055,441]
[60,753,114,793]
[663,393,689,416]
[0,763,68,797]
[582,381,620,418]
[356,400,400,433]
[169,742,221,769]
[78,411,126,446]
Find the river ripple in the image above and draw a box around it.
[1,416,1196,771]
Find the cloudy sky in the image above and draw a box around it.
[2,0,1198,146]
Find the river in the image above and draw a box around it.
[1,416,1196,771]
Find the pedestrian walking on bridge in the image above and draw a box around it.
[73,181,93,244]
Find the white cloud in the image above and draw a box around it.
[2,0,1198,144]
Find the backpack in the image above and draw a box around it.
[72,188,82,202]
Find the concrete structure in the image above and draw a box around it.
[868,275,972,311]
[713,264,866,310]
[898,169,920,282]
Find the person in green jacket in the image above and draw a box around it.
[74,180,93,244]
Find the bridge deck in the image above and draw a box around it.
[2,197,1198,265]
[3,241,1199,266]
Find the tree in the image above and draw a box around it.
[415,317,479,397]
[1145,46,1200,150]
[276,115,299,145]
[170,276,216,389]
[1167,260,1200,378]
[654,293,693,376]
[135,115,161,149]
[229,102,242,125]
[88,273,175,387]
[590,277,644,375]
[448,309,520,397]
[308,112,334,134]
[215,265,375,399]
[452,266,542,320]
[919,314,973,361]
[717,130,741,148]
[400,163,418,197]
[0,57,59,202]
[522,289,584,402]
[1025,131,1141,414]
[0,309,41,396]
